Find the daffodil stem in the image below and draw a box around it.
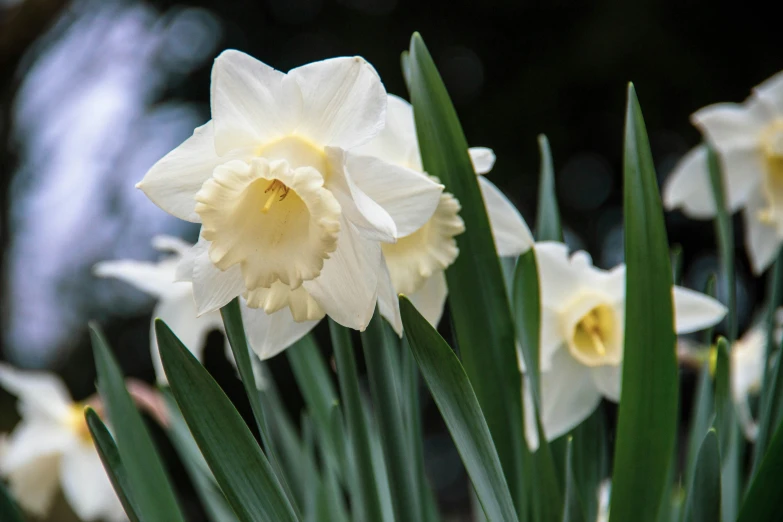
[361,312,424,522]
[330,319,385,522]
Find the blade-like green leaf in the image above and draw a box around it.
[706,144,736,342]
[609,85,678,522]
[407,32,524,505]
[329,319,386,522]
[703,274,718,346]
[671,245,683,284]
[737,420,783,522]
[535,134,563,242]
[89,323,185,522]
[0,472,26,522]
[220,298,299,514]
[562,438,586,522]
[401,296,520,522]
[361,313,422,522]
[684,363,715,495]
[156,319,298,522]
[684,430,721,522]
[713,338,733,457]
[85,408,141,522]
[571,409,608,522]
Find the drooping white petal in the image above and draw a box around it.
[479,176,534,256]
[240,302,319,360]
[0,420,76,471]
[189,239,246,315]
[290,57,386,150]
[346,152,444,237]
[377,259,403,335]
[2,452,61,517]
[753,71,783,115]
[691,100,770,151]
[60,444,121,522]
[672,286,728,334]
[137,122,235,222]
[469,147,496,174]
[523,348,601,450]
[743,189,782,275]
[210,50,302,154]
[0,364,73,422]
[303,218,381,330]
[353,94,418,167]
[93,258,182,299]
[590,364,622,402]
[325,148,397,242]
[405,270,448,328]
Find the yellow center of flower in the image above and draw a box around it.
[567,304,621,367]
[758,120,783,225]
[382,190,465,295]
[66,403,93,444]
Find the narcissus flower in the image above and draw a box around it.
[663,71,783,274]
[354,94,534,327]
[94,236,227,384]
[0,364,125,521]
[137,50,443,346]
[523,242,727,450]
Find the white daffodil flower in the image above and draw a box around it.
[353,94,534,327]
[0,364,125,521]
[137,50,444,351]
[663,71,783,274]
[523,242,727,450]
[94,235,227,385]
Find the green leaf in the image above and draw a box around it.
[329,319,386,522]
[220,298,299,513]
[683,363,714,495]
[670,245,683,285]
[85,408,142,522]
[407,32,524,505]
[713,338,733,458]
[737,420,783,522]
[684,430,721,522]
[361,312,422,522]
[562,438,586,522]
[513,249,541,405]
[401,296,520,522]
[706,144,736,342]
[570,410,608,522]
[535,134,563,242]
[0,473,26,522]
[162,393,238,522]
[702,274,718,346]
[89,323,185,522]
[156,319,298,522]
[609,85,678,522]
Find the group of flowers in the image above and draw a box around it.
[1,49,781,521]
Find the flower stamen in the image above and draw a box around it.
[262,180,290,213]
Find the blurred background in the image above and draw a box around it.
[0,0,780,520]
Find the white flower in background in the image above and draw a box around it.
[94,235,226,384]
[137,50,443,359]
[0,364,125,521]
[663,71,783,274]
[353,94,534,327]
[523,242,727,450]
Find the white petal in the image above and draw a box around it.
[289,57,386,149]
[672,286,727,334]
[539,308,563,372]
[210,50,302,154]
[353,94,418,167]
[241,301,319,360]
[534,242,581,308]
[151,296,224,385]
[523,348,601,450]
[346,152,444,237]
[480,176,534,256]
[151,235,193,257]
[377,259,403,335]
[753,71,783,115]
[93,258,181,299]
[743,189,781,275]
[325,147,397,242]
[2,452,61,517]
[0,364,73,422]
[469,147,496,175]
[590,364,622,402]
[137,122,228,222]
[692,100,769,150]
[303,218,381,330]
[0,420,76,471]
[60,443,119,522]
[406,270,448,328]
[189,238,246,314]
[174,239,201,282]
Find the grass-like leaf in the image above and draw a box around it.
[89,323,185,522]
[156,319,298,522]
[401,296,520,522]
[535,134,563,242]
[609,84,678,522]
[684,429,721,522]
[562,438,586,522]
[0,473,26,522]
[737,420,783,522]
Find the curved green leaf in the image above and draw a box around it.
[535,134,563,242]
[562,438,585,522]
[0,476,26,522]
[401,296,519,522]
[737,420,783,522]
[156,319,298,522]
[609,85,678,522]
